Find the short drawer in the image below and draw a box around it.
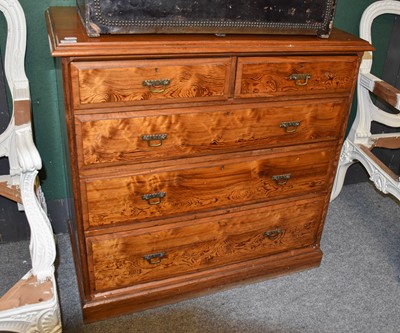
[88,197,324,292]
[70,58,232,108]
[235,56,359,98]
[82,146,335,229]
[76,99,346,168]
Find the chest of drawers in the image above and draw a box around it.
[46,7,372,322]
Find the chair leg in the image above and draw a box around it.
[20,170,56,281]
[332,139,400,201]
[331,161,354,201]
[0,170,62,333]
[330,140,355,201]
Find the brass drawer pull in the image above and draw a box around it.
[143,252,166,264]
[280,121,301,133]
[272,173,291,186]
[264,229,283,241]
[289,73,311,86]
[142,79,171,93]
[141,134,168,147]
[142,191,166,205]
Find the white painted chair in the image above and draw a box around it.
[0,0,62,332]
[331,0,400,201]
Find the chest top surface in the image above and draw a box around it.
[46,7,373,58]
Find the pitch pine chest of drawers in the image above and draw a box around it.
[46,7,372,322]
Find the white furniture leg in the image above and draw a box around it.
[0,0,62,331]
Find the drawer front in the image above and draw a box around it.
[71,58,231,108]
[82,147,335,228]
[235,56,359,98]
[89,197,324,292]
[77,99,346,168]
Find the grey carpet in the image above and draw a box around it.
[1,182,399,333]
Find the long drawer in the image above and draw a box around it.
[235,56,359,98]
[82,146,335,229]
[76,99,347,168]
[70,57,232,109]
[88,196,324,292]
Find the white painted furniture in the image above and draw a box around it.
[331,0,400,201]
[0,0,62,332]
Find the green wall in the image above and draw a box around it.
[0,0,396,205]
[21,0,75,201]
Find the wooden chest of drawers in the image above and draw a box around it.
[46,7,372,322]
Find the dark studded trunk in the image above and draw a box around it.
[76,0,336,38]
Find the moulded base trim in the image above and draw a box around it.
[82,246,323,323]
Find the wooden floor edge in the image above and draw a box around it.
[82,247,323,323]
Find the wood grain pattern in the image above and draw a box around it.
[0,181,22,204]
[89,197,324,291]
[83,146,335,228]
[76,99,346,168]
[71,58,231,108]
[373,80,400,109]
[46,7,372,322]
[236,56,359,98]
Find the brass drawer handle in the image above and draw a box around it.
[264,229,283,241]
[142,79,171,93]
[280,121,301,133]
[289,73,311,86]
[143,252,166,264]
[272,173,291,186]
[142,191,166,205]
[141,134,168,147]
